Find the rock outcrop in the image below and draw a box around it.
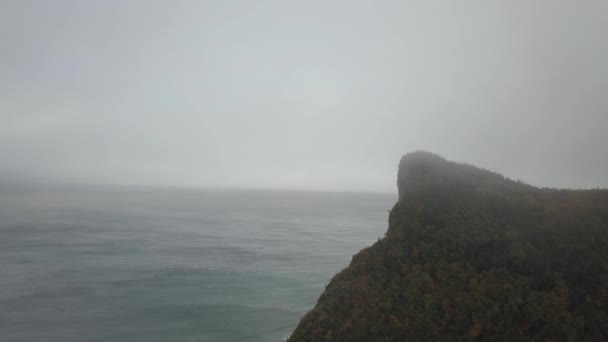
[289,151,608,341]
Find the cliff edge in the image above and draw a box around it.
[289,151,608,341]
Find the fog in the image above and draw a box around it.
[1,0,607,192]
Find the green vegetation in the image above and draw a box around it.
[289,151,608,341]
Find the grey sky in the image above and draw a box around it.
[1,0,607,192]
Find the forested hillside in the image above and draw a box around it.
[289,151,608,341]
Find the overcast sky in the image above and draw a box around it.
[1,1,607,192]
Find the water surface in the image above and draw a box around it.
[0,186,394,341]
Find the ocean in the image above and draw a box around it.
[0,185,394,341]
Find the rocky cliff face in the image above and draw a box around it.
[289,151,608,342]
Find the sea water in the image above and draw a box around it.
[0,185,394,341]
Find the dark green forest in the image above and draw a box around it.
[289,151,608,341]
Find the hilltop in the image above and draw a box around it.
[289,151,608,341]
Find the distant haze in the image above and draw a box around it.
[2,1,607,192]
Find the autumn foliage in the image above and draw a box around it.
[288,152,608,341]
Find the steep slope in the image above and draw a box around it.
[289,151,608,341]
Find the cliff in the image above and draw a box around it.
[289,151,608,341]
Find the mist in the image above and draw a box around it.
[2,0,607,192]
